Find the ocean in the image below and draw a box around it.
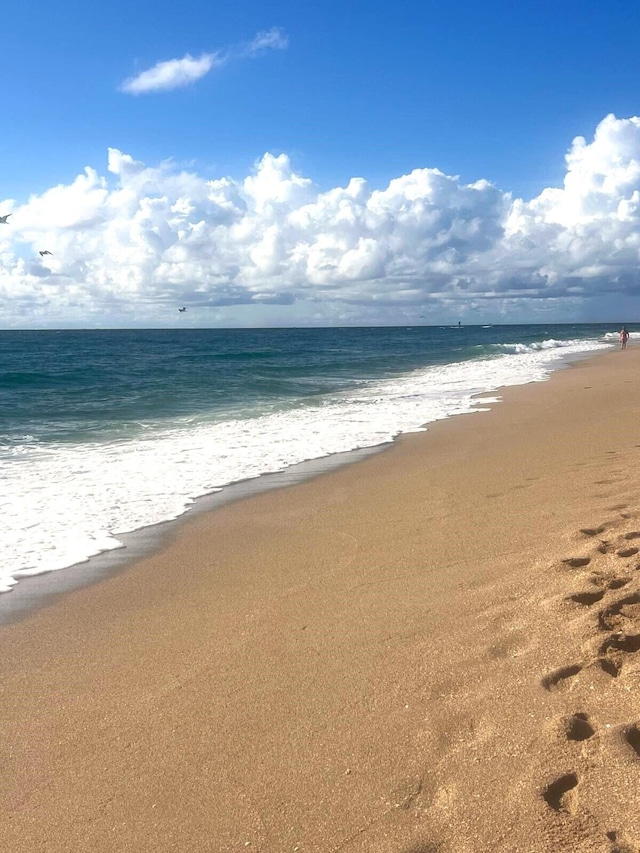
[0,324,622,599]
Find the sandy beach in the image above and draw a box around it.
[3,345,640,853]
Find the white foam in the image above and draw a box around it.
[0,337,610,592]
[602,330,640,342]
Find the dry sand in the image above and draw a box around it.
[2,346,640,853]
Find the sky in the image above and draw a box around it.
[3,0,640,328]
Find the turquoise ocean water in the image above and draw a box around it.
[0,324,623,596]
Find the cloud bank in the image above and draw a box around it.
[3,113,640,327]
[121,28,288,94]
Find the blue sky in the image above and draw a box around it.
[3,0,640,327]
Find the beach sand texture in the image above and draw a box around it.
[2,347,640,852]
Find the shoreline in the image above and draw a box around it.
[0,443,388,626]
[0,345,604,626]
[3,344,640,851]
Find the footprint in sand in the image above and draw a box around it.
[597,633,640,678]
[598,593,640,632]
[541,664,582,692]
[562,713,595,742]
[566,589,605,606]
[581,525,609,537]
[622,723,640,758]
[579,516,635,539]
[598,657,623,678]
[600,633,640,654]
[562,556,592,569]
[608,577,632,590]
[617,547,639,558]
[590,574,631,592]
[606,829,639,853]
[565,574,633,606]
[542,772,579,813]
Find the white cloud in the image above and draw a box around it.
[121,27,288,95]
[121,54,220,94]
[4,114,640,328]
[243,27,289,56]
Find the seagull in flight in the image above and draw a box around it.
[178,307,187,313]
[39,250,53,257]
[0,214,11,224]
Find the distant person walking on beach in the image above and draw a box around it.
[620,326,630,350]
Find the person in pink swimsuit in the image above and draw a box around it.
[620,326,630,349]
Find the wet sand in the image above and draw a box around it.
[2,346,640,852]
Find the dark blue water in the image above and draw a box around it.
[0,323,620,593]
[0,324,622,444]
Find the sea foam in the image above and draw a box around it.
[1,336,609,593]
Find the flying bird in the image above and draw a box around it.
[39,250,53,257]
[0,214,11,224]
[178,307,187,313]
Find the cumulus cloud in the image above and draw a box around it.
[4,113,640,327]
[121,27,288,94]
